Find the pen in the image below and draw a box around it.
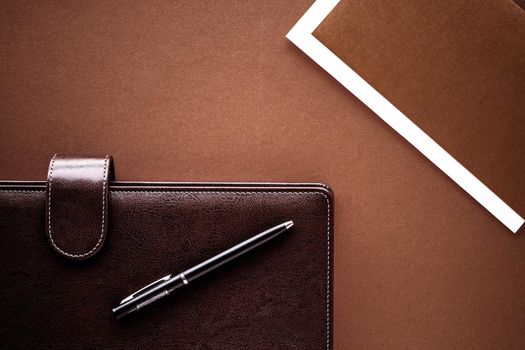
[112,220,294,319]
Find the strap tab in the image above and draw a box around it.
[45,154,115,260]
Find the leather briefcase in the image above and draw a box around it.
[0,154,334,349]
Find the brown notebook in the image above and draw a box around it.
[312,0,525,231]
[0,155,334,349]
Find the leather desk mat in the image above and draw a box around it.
[1,1,524,348]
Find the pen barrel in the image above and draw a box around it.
[183,223,289,282]
[112,274,186,319]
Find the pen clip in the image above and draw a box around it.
[120,274,171,304]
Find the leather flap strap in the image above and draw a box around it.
[46,154,115,260]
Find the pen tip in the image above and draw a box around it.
[284,221,294,229]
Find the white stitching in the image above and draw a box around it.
[0,190,43,193]
[47,155,109,258]
[325,193,331,349]
[2,187,332,347]
[47,153,57,253]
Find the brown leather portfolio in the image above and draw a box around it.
[0,155,334,349]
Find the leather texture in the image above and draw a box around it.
[45,154,115,260]
[0,157,334,349]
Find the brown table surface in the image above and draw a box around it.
[1,1,524,349]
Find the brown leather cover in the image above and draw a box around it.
[0,157,334,349]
